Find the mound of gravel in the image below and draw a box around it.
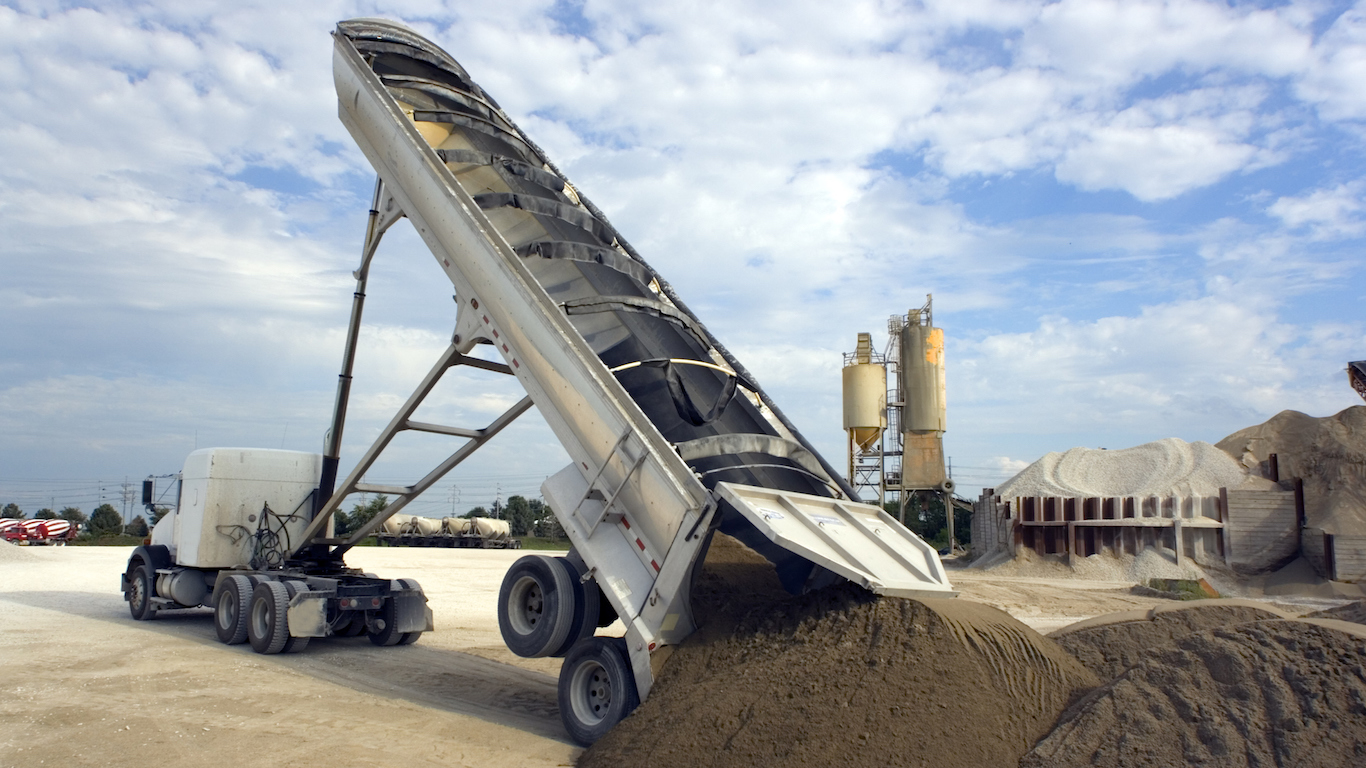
[1024,619,1366,767]
[1217,406,1366,535]
[1049,600,1292,682]
[1306,600,1366,625]
[579,534,1098,768]
[0,541,37,562]
[996,437,1262,499]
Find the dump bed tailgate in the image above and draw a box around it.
[715,482,956,599]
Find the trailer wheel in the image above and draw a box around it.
[498,554,575,658]
[280,581,310,653]
[551,557,600,657]
[214,575,253,644]
[558,637,639,746]
[247,581,290,654]
[127,563,156,621]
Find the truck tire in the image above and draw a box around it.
[395,579,424,645]
[127,562,156,621]
[368,579,414,647]
[498,554,575,658]
[551,557,600,657]
[558,637,639,746]
[280,581,310,654]
[215,575,253,644]
[334,613,367,637]
[247,580,290,654]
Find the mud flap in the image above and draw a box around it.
[286,594,330,637]
[393,591,431,633]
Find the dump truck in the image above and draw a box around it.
[121,18,954,745]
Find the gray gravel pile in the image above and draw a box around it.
[996,437,1262,499]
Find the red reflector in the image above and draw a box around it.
[502,343,509,352]
[651,560,659,571]
[648,643,656,651]
[482,314,489,323]
[493,329,499,338]
[371,598,381,608]
[621,518,630,530]
[513,359,519,368]
[636,538,645,551]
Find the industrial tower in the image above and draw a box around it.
[842,296,954,539]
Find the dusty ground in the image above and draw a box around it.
[0,545,1340,768]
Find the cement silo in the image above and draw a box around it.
[899,297,950,494]
[842,332,887,498]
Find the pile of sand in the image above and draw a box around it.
[580,535,1098,768]
[1049,600,1292,681]
[996,438,1262,499]
[1217,406,1366,535]
[0,541,36,562]
[1025,618,1366,767]
[1306,600,1366,625]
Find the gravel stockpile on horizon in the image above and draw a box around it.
[1218,406,1366,535]
[995,437,1265,499]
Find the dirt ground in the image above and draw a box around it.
[0,545,1341,768]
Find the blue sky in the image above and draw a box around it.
[1,0,1362,516]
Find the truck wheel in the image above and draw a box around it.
[558,637,639,746]
[334,613,367,637]
[280,581,310,654]
[368,583,406,647]
[214,575,253,644]
[127,563,156,621]
[551,557,600,657]
[247,581,290,654]
[498,554,574,658]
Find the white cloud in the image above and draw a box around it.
[1268,182,1366,240]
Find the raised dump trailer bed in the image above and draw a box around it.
[304,19,955,744]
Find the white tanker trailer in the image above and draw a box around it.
[122,18,953,745]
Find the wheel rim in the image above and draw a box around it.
[508,575,544,635]
[218,589,238,630]
[129,571,146,611]
[250,593,271,640]
[569,658,612,726]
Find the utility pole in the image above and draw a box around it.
[121,478,135,526]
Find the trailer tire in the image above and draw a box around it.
[551,557,600,657]
[215,575,253,644]
[558,637,639,746]
[127,563,156,621]
[498,554,575,658]
[247,581,290,654]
